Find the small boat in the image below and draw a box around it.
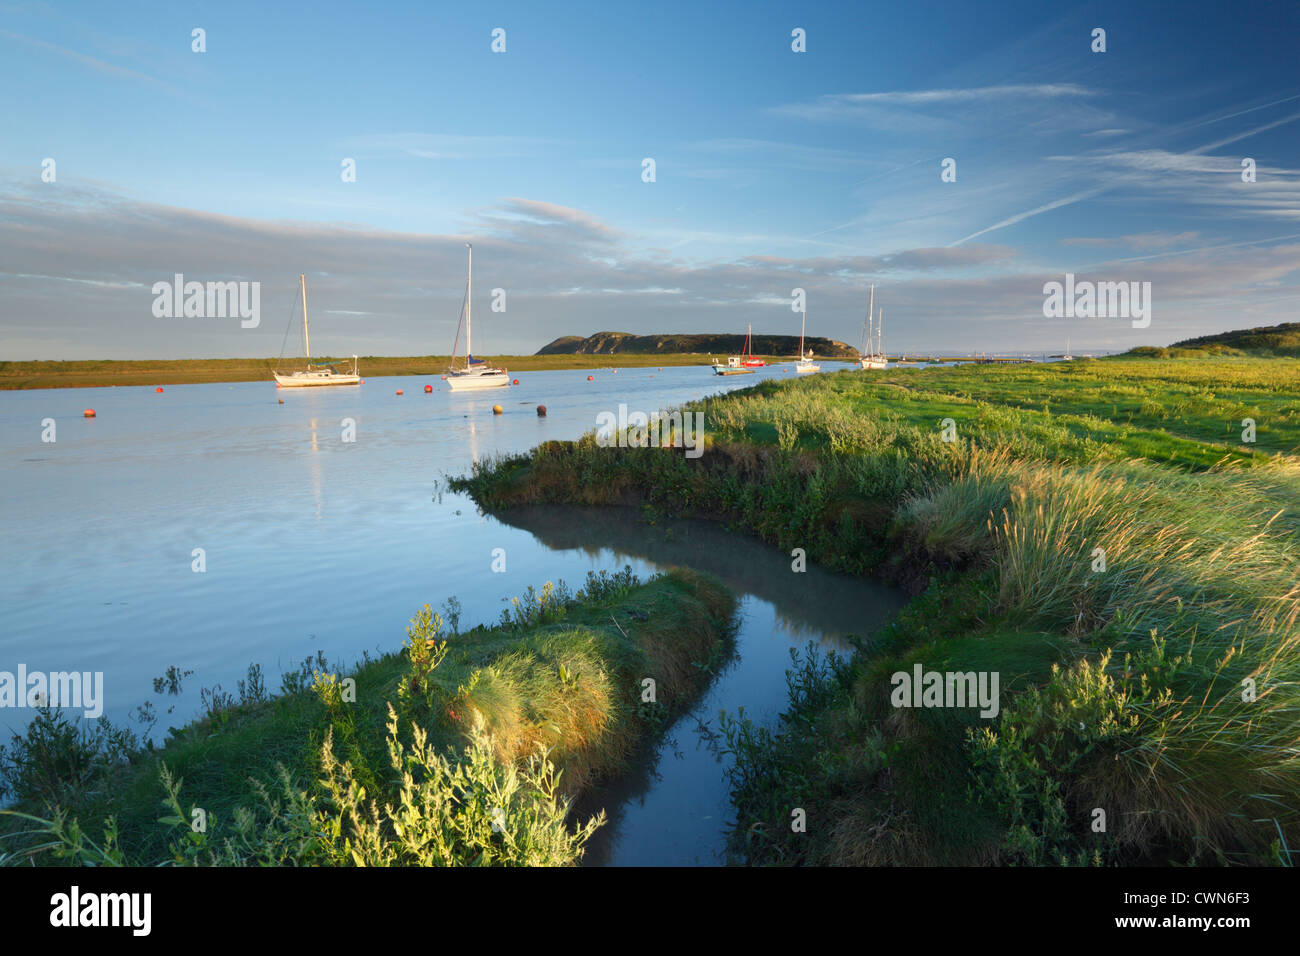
[858,285,888,370]
[711,354,755,375]
[795,305,819,373]
[273,274,360,387]
[446,243,510,391]
[1062,336,1074,362]
[713,324,763,375]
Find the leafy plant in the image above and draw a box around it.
[398,604,451,718]
[5,708,604,868]
[0,707,139,807]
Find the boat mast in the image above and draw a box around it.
[878,310,883,357]
[800,306,806,358]
[866,285,875,357]
[301,273,310,367]
[465,243,472,369]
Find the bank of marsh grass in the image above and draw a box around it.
[1,568,736,866]
[454,353,1300,865]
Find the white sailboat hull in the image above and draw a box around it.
[858,286,885,372]
[443,244,510,391]
[274,370,360,387]
[274,276,358,387]
[445,368,510,390]
[795,309,818,372]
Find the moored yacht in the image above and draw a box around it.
[445,243,510,390]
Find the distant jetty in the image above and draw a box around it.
[537,331,859,359]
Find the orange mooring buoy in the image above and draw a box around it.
[424,384,433,393]
[83,409,96,417]
[537,404,547,416]
[512,378,519,385]
[587,375,594,381]
[396,389,404,395]
[492,404,503,415]
[155,387,163,393]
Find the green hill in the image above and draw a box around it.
[536,331,858,358]
[1131,322,1300,358]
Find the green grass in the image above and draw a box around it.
[0,353,758,389]
[696,354,1300,462]
[452,352,1300,866]
[0,568,737,866]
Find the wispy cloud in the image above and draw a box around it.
[1170,93,1300,135]
[1111,233,1300,263]
[773,83,1097,122]
[0,28,173,91]
[3,184,1297,358]
[879,245,1018,271]
[824,84,1095,105]
[954,104,1300,245]
[951,188,1107,246]
[1062,232,1201,250]
[479,197,624,244]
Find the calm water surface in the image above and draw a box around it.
[0,361,899,864]
[498,505,904,865]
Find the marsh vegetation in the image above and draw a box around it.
[453,352,1300,865]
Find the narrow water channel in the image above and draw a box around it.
[493,505,907,866]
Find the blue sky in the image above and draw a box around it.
[2,0,1298,358]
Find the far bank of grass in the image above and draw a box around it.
[451,352,1300,866]
[0,353,791,390]
[0,568,736,866]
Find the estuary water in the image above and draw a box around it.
[0,360,901,864]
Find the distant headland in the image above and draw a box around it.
[536,331,858,358]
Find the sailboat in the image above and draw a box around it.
[795,305,819,373]
[273,274,360,387]
[742,325,766,367]
[446,243,510,391]
[711,324,761,375]
[858,285,887,370]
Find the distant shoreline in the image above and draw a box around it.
[0,353,796,390]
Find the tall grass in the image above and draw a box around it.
[455,357,1300,865]
[911,456,1300,862]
